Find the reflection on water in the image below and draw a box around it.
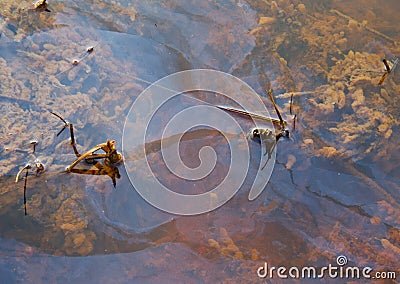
[0,0,399,282]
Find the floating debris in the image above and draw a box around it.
[87,46,94,53]
[378,57,399,85]
[34,0,51,12]
[51,112,123,187]
[15,159,45,215]
[29,139,38,153]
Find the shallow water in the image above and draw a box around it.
[1,0,399,283]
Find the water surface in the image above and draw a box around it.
[0,0,399,282]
